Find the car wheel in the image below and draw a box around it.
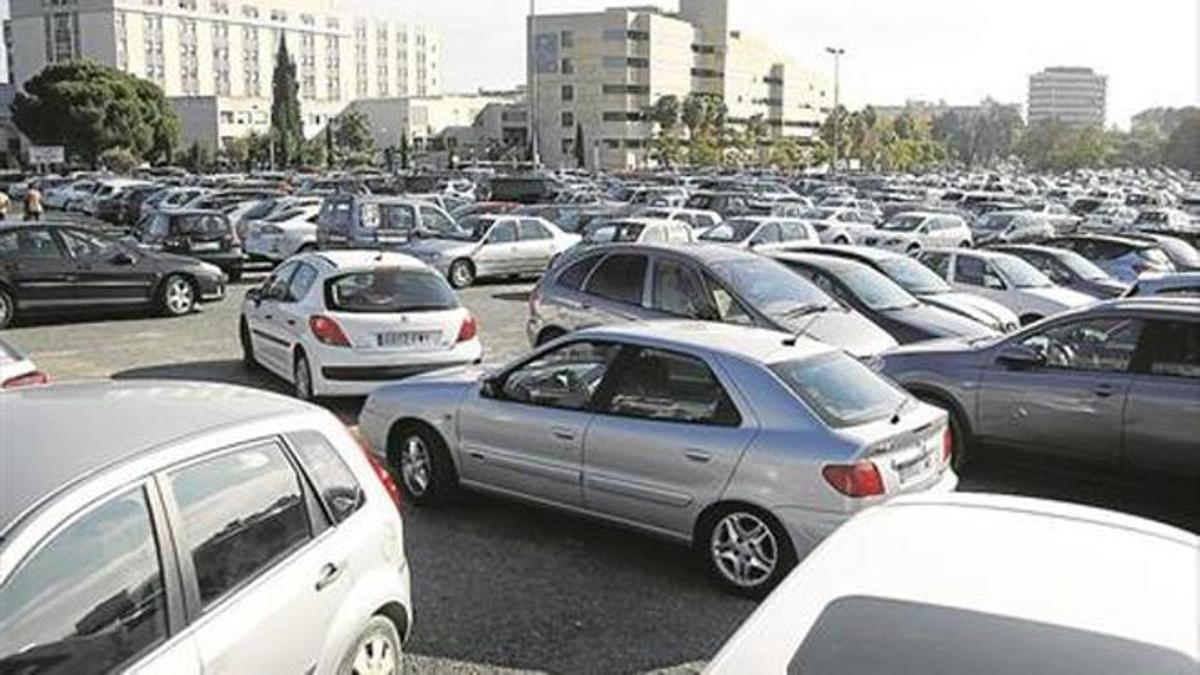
[337,614,402,675]
[700,505,796,599]
[159,275,196,316]
[225,265,243,282]
[239,318,259,370]
[448,259,475,289]
[297,243,317,254]
[959,240,973,248]
[833,236,850,245]
[293,351,315,401]
[390,422,458,505]
[0,287,15,328]
[535,327,566,347]
[906,243,921,256]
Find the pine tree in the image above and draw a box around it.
[573,123,586,169]
[270,36,303,169]
[399,132,410,170]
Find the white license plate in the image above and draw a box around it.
[377,330,440,348]
[897,449,934,483]
[191,241,221,252]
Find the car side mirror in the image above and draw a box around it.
[111,250,135,265]
[245,287,263,305]
[996,343,1044,370]
[480,374,503,399]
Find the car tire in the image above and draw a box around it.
[297,243,317,254]
[239,318,259,370]
[0,286,15,329]
[906,244,921,256]
[959,240,973,248]
[337,614,402,675]
[293,351,316,401]
[535,327,566,347]
[448,259,475,289]
[833,236,850,245]
[698,504,796,599]
[159,275,196,317]
[389,422,458,505]
[225,265,243,282]
[1019,313,1043,327]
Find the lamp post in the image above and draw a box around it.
[825,46,845,174]
[529,0,541,168]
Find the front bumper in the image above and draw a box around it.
[195,275,227,302]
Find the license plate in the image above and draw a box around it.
[377,330,440,348]
[896,449,934,483]
[191,241,221,252]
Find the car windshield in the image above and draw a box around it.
[770,352,907,428]
[978,214,1016,230]
[993,255,1053,288]
[837,266,920,311]
[700,221,758,243]
[326,268,459,313]
[877,256,953,294]
[880,215,926,231]
[709,258,833,318]
[455,216,497,241]
[265,207,303,222]
[1054,249,1110,280]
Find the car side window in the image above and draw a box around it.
[585,254,647,305]
[556,254,603,291]
[651,258,717,319]
[263,261,299,300]
[518,219,552,241]
[286,263,319,302]
[751,223,782,244]
[486,221,518,244]
[1021,317,1142,373]
[500,341,621,410]
[781,222,809,241]
[920,251,951,278]
[0,488,169,673]
[641,226,667,244]
[419,206,455,234]
[703,273,756,326]
[596,347,741,426]
[167,442,312,608]
[1139,320,1200,379]
[0,228,63,258]
[59,229,113,258]
[287,431,365,524]
[954,256,987,286]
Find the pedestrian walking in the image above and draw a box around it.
[0,190,10,221]
[23,185,43,221]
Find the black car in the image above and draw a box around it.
[0,223,226,328]
[486,176,565,204]
[770,252,998,344]
[990,244,1128,299]
[684,191,755,218]
[133,209,244,280]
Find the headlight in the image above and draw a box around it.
[199,262,224,278]
[260,224,284,235]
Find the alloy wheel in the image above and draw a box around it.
[165,278,195,314]
[400,435,431,496]
[350,630,398,675]
[0,291,12,327]
[710,512,779,589]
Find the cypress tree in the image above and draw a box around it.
[270,36,303,168]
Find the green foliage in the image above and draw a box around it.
[1017,121,1113,172]
[931,103,1023,167]
[270,38,304,168]
[12,59,180,166]
[98,146,139,173]
[1164,112,1200,172]
[331,108,374,165]
[220,136,251,171]
[651,95,681,132]
[181,142,213,173]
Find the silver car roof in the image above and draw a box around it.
[573,320,834,365]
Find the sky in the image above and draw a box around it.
[1,0,1194,127]
[348,0,1198,129]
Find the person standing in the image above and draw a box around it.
[23,185,43,221]
[0,190,9,221]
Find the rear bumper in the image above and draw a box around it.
[321,362,473,382]
[310,340,484,396]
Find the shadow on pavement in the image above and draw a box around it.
[491,291,531,303]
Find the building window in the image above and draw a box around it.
[561,58,574,75]
[561,85,574,102]
[114,11,128,71]
[213,22,231,95]
[210,0,228,14]
[178,0,196,9]
[142,14,165,83]
[561,111,574,128]
[242,5,258,18]
[602,84,650,95]
[44,12,79,63]
[325,34,340,100]
[560,30,574,48]
[242,25,261,96]
[179,19,200,94]
[561,138,573,154]
[269,9,287,22]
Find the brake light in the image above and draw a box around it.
[2,370,49,389]
[456,313,478,343]
[942,426,954,465]
[350,428,402,511]
[309,315,351,347]
[822,461,885,498]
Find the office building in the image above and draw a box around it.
[527,0,831,170]
[4,0,441,149]
[1027,66,1106,128]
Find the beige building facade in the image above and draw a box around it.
[1027,66,1106,128]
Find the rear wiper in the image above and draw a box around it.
[889,397,914,425]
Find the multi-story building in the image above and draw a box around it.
[527,0,831,170]
[1027,66,1107,128]
[346,89,524,151]
[4,0,442,149]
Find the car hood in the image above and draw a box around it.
[148,251,224,277]
[775,308,898,358]
[918,291,1018,330]
[1077,277,1128,299]
[880,303,999,340]
[1024,285,1095,308]
[402,238,478,257]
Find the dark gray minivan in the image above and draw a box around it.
[316,195,459,249]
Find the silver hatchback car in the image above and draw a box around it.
[359,321,957,597]
[404,214,581,288]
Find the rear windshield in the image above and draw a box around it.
[171,214,230,236]
[770,352,906,428]
[325,268,458,313]
[701,221,757,243]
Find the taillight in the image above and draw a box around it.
[456,313,478,343]
[942,426,954,465]
[350,428,402,511]
[310,315,351,347]
[822,461,885,498]
[2,370,49,389]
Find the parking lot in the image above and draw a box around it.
[5,265,1197,674]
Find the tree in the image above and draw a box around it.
[332,108,374,163]
[651,95,681,133]
[98,146,139,173]
[181,142,212,173]
[269,37,304,169]
[12,59,180,166]
[573,123,586,169]
[221,136,251,172]
[399,132,410,170]
[1164,112,1200,172]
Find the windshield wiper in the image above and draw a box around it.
[781,304,836,346]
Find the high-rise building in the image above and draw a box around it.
[3,0,442,149]
[527,0,831,170]
[1027,66,1106,128]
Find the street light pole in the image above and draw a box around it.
[825,46,845,174]
[529,0,541,168]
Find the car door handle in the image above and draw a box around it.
[315,562,343,591]
[551,427,576,441]
[1093,383,1119,398]
[263,313,274,320]
[285,318,296,327]
[684,450,712,464]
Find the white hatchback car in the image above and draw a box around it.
[918,248,1095,325]
[707,493,1198,674]
[858,211,974,254]
[240,250,483,399]
[0,380,412,675]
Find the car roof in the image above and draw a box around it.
[308,249,427,270]
[710,493,1198,670]
[575,320,833,364]
[0,380,314,536]
[770,251,867,273]
[1056,233,1153,247]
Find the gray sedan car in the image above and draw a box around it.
[404,215,581,288]
[359,322,957,597]
[880,298,1199,478]
[527,243,897,357]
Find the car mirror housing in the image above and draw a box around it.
[111,250,136,265]
[245,287,263,304]
[996,343,1044,370]
[480,375,503,399]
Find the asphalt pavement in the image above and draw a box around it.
[3,267,1197,674]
